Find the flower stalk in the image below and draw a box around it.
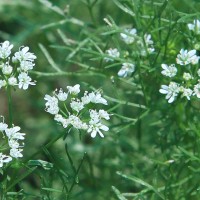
[6,85,13,127]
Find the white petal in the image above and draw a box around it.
[188,50,196,57]
[168,96,174,103]
[188,24,194,30]
[91,131,97,138]
[161,64,168,70]
[159,89,168,94]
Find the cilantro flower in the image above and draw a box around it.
[44,95,59,115]
[88,120,109,138]
[144,34,155,53]
[0,41,37,91]
[18,72,36,90]
[183,73,193,80]
[13,46,36,63]
[0,118,26,168]
[20,60,35,71]
[193,83,200,98]
[120,28,137,44]
[67,84,80,95]
[138,33,155,56]
[44,85,110,138]
[70,99,84,113]
[187,19,200,35]
[88,92,108,105]
[0,153,12,168]
[55,88,68,101]
[2,65,13,75]
[161,64,177,77]
[176,49,199,65]
[0,80,6,89]
[8,77,17,86]
[180,87,193,100]
[159,82,180,103]
[118,63,135,77]
[104,48,120,62]
[0,41,13,59]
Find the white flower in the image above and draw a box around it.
[67,84,80,95]
[176,49,199,65]
[104,48,120,62]
[89,110,100,122]
[120,28,137,44]
[159,82,180,103]
[2,65,13,75]
[56,88,68,101]
[183,72,193,80]
[68,115,88,130]
[118,63,135,77]
[54,114,64,122]
[181,88,193,100]
[99,110,110,120]
[13,46,36,62]
[144,34,154,45]
[81,91,91,105]
[188,20,200,35]
[44,94,59,115]
[0,122,8,131]
[144,34,155,53]
[10,148,23,158]
[18,72,35,90]
[54,114,70,128]
[193,82,200,98]
[5,126,25,140]
[138,34,155,56]
[20,60,35,71]
[191,55,199,65]
[0,41,13,59]
[0,80,6,89]
[60,118,70,128]
[0,119,25,164]
[9,139,20,149]
[70,99,84,113]
[45,85,110,138]
[44,94,58,107]
[88,92,108,105]
[87,120,109,138]
[0,153,12,167]
[8,77,17,86]
[89,109,110,121]
[161,64,177,77]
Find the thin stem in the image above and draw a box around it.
[2,86,13,197]
[24,131,66,163]
[6,85,13,127]
[67,153,86,200]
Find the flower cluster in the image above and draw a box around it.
[120,28,155,55]
[0,118,25,168]
[0,41,36,90]
[159,49,200,103]
[44,84,110,138]
[104,28,154,78]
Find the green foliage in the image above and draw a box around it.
[0,0,200,199]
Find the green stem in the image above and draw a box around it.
[6,85,13,127]
[24,131,66,163]
[2,86,13,196]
